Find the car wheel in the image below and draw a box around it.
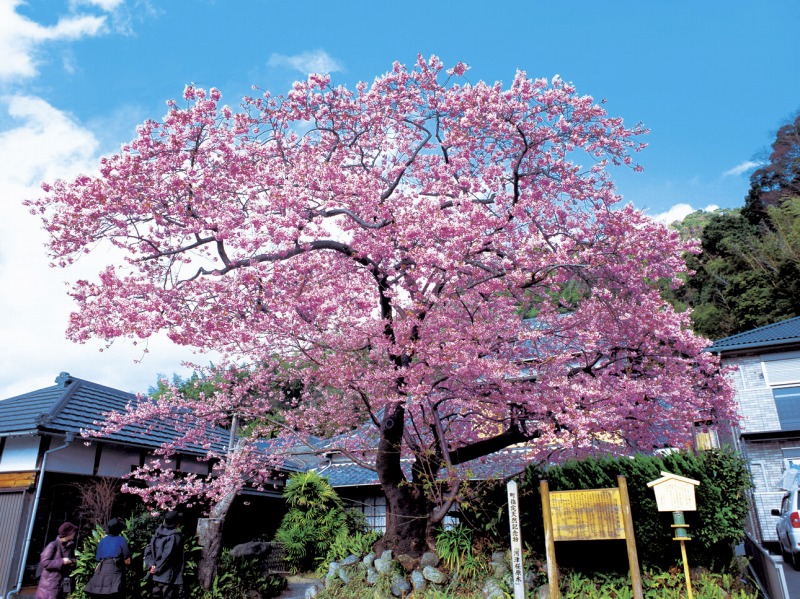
[792,551,800,571]
[778,533,789,561]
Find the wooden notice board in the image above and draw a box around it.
[549,487,625,541]
[541,476,642,599]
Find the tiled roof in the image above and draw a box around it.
[0,372,225,455]
[318,461,380,487]
[708,316,800,353]
[314,449,532,488]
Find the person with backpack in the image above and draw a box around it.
[35,521,77,599]
[143,511,184,599]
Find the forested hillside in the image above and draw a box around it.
[673,113,800,340]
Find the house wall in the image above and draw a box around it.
[728,355,781,433]
[97,446,142,477]
[723,351,800,544]
[0,436,40,472]
[46,442,96,475]
[742,439,790,542]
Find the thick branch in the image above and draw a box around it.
[189,238,379,280]
[448,425,534,466]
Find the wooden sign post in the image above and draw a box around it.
[540,476,643,599]
[647,472,700,599]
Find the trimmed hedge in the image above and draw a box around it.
[462,447,753,571]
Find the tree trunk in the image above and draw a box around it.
[379,479,435,557]
[196,491,236,590]
[374,403,436,558]
[197,517,223,590]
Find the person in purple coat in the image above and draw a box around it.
[35,521,77,599]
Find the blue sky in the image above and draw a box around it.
[1,0,799,397]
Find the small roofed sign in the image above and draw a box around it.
[646,471,700,512]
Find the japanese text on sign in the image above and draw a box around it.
[506,481,526,599]
[550,488,625,541]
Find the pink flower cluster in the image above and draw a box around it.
[30,56,736,517]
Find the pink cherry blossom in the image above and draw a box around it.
[28,56,736,556]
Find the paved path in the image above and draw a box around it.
[276,575,323,599]
[778,557,800,598]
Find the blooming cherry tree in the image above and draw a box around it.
[29,56,736,556]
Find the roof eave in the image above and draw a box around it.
[0,429,40,438]
[706,338,800,355]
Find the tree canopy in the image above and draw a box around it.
[674,112,800,339]
[29,56,735,555]
[743,112,800,227]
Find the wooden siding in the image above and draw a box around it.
[0,472,36,490]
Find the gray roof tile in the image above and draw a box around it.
[315,449,531,488]
[0,372,224,455]
[708,316,800,353]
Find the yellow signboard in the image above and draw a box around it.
[541,477,643,599]
[550,487,625,541]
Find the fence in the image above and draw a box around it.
[263,541,288,574]
[745,532,789,599]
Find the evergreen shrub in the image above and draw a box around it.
[462,447,753,571]
[275,470,367,573]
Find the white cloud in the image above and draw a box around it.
[650,203,719,225]
[0,95,99,184]
[267,49,344,75]
[723,160,760,177]
[0,95,202,398]
[72,0,125,9]
[0,0,108,81]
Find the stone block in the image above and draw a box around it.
[422,565,448,584]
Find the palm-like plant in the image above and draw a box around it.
[275,471,352,572]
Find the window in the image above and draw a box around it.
[774,387,800,430]
[693,420,720,450]
[360,496,386,532]
[750,462,767,491]
[763,354,800,387]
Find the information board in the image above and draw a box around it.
[541,476,643,599]
[550,487,625,541]
[646,472,700,512]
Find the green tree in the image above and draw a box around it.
[680,200,800,339]
[743,112,800,227]
[274,471,364,573]
[671,112,800,339]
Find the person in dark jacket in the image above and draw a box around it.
[143,511,184,599]
[35,521,77,599]
[83,518,131,598]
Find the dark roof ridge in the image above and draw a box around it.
[56,373,139,400]
[37,372,139,427]
[39,373,81,425]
